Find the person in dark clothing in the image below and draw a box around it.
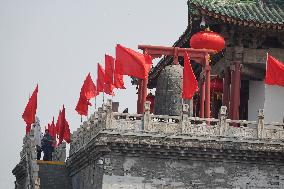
[41,129,54,161]
[36,145,42,160]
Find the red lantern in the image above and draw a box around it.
[146,93,155,113]
[190,31,225,53]
[210,77,223,93]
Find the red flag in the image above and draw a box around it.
[55,110,62,136]
[58,105,71,145]
[63,123,71,144]
[75,95,92,116]
[104,83,115,96]
[182,52,198,99]
[97,63,105,93]
[75,73,96,116]
[114,59,126,89]
[50,117,56,139]
[22,85,38,134]
[81,73,97,100]
[265,54,284,87]
[47,124,52,138]
[115,44,152,79]
[58,106,65,145]
[105,54,114,84]
[48,119,56,139]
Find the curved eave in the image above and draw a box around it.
[196,7,284,30]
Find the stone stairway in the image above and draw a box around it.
[37,160,72,189]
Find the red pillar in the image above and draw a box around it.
[199,77,205,118]
[222,66,230,108]
[204,54,211,118]
[232,62,241,120]
[140,78,148,113]
[138,49,149,114]
[137,79,142,113]
[229,65,235,119]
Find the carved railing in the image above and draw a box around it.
[69,99,284,156]
[18,129,40,189]
[52,142,66,162]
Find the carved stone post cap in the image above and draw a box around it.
[258,109,264,118]
[144,101,151,112]
[182,104,189,113]
[106,99,112,108]
[220,106,227,115]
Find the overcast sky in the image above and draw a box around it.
[0,0,187,187]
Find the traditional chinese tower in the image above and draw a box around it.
[13,1,284,189]
[151,0,284,122]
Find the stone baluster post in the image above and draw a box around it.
[97,107,104,122]
[104,99,113,129]
[142,101,151,131]
[257,109,264,138]
[219,106,227,136]
[182,103,189,134]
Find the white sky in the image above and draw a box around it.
[0,0,187,187]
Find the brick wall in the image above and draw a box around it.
[38,163,72,189]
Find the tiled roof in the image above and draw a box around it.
[189,0,284,29]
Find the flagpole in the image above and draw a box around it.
[103,92,105,104]
[95,97,97,109]
[87,100,89,120]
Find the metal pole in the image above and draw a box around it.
[95,97,97,109]
[205,54,211,118]
[102,92,105,104]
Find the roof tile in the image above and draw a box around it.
[189,0,284,26]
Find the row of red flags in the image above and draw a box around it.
[22,85,71,144]
[47,105,71,145]
[75,44,153,116]
[22,45,284,142]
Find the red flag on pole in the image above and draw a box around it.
[104,83,115,96]
[114,59,126,89]
[75,95,92,116]
[58,105,71,145]
[55,110,62,136]
[105,54,114,84]
[182,52,198,99]
[75,73,96,116]
[265,54,284,87]
[63,125,71,144]
[115,44,152,79]
[97,63,105,93]
[50,117,56,139]
[48,117,56,139]
[104,55,115,95]
[63,114,71,144]
[81,73,97,100]
[22,84,38,134]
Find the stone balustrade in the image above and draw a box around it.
[17,130,40,189]
[69,99,284,156]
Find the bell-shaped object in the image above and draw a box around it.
[154,65,184,115]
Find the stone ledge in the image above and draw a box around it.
[67,131,284,176]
